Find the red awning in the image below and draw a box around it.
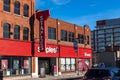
[60,45,92,58]
[0,38,32,56]
[79,48,92,58]
[60,45,78,58]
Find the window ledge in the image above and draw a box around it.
[3,11,11,14]
[14,14,21,17]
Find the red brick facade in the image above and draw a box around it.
[0,0,92,79]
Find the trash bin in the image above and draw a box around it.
[39,68,46,78]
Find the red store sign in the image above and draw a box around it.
[36,10,50,52]
[34,43,59,57]
[79,48,92,58]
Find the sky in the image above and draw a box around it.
[36,0,120,30]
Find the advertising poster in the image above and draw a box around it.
[13,60,19,69]
[1,60,8,69]
[24,60,29,69]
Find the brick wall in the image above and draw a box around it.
[0,0,35,41]
[34,17,91,48]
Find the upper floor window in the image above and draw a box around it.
[23,4,29,17]
[14,1,20,15]
[68,32,74,42]
[86,36,89,44]
[78,34,84,44]
[14,25,20,40]
[4,0,10,12]
[23,27,29,41]
[3,23,10,38]
[61,30,67,41]
[48,27,56,40]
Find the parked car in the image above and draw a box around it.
[82,67,120,80]
[115,69,120,80]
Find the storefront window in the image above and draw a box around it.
[61,58,75,72]
[61,58,65,72]
[0,56,31,76]
[66,58,70,71]
[71,58,75,71]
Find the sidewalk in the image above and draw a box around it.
[18,73,84,80]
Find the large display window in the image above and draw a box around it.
[0,56,31,76]
[61,58,65,72]
[60,58,75,72]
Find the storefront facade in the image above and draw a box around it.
[0,0,35,79]
[0,39,32,79]
[0,0,92,79]
[31,10,92,77]
[32,42,92,77]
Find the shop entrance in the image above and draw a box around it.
[38,58,50,75]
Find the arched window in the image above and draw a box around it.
[14,1,20,15]
[3,23,10,38]
[23,4,29,17]
[4,0,10,12]
[14,25,20,40]
[23,27,29,40]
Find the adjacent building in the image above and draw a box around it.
[92,18,120,52]
[0,0,92,80]
[91,18,120,67]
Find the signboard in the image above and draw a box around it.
[73,39,78,52]
[38,46,59,54]
[36,10,50,52]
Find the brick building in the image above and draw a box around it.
[0,0,92,80]
[32,11,92,77]
[0,0,34,80]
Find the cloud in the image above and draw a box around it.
[52,0,71,5]
[65,9,120,30]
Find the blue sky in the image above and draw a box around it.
[36,0,120,30]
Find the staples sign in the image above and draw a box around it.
[39,16,45,51]
[36,10,50,52]
[38,46,59,54]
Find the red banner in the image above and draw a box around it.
[36,10,50,52]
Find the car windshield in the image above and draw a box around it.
[85,69,111,78]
